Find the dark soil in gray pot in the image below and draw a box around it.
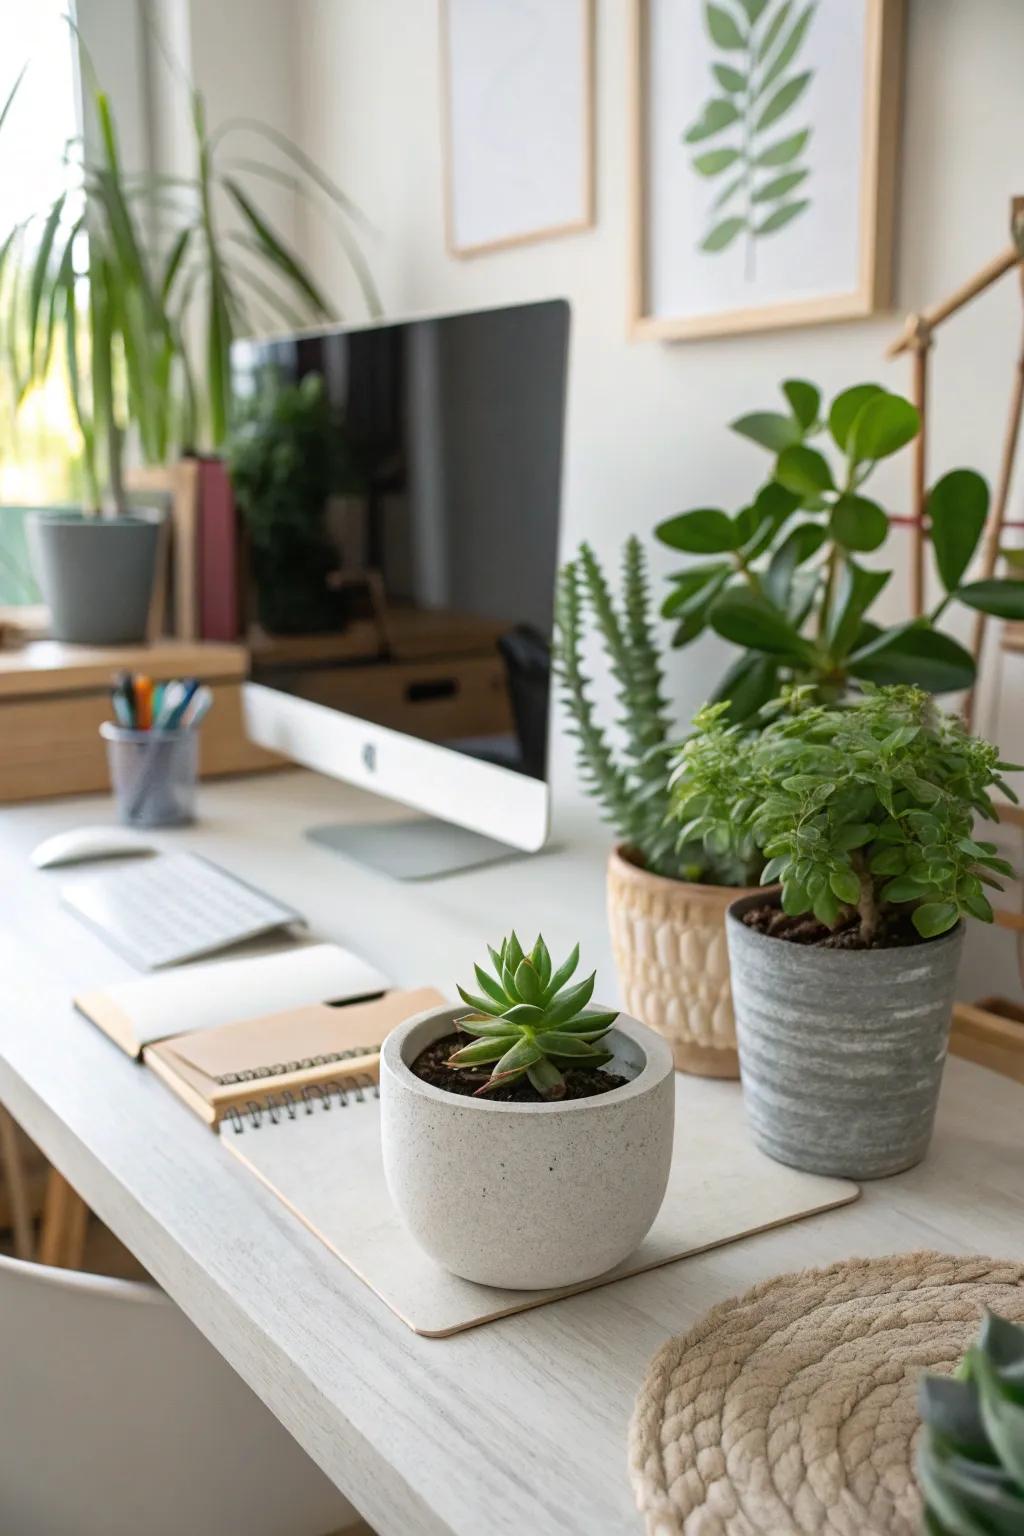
[726,890,963,1180]
[27,509,163,645]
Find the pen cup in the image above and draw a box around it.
[100,723,199,828]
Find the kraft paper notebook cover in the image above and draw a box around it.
[145,987,446,1127]
[224,1077,859,1337]
[75,943,390,1058]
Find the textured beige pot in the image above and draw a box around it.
[607,846,758,1079]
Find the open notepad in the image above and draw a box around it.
[74,943,390,1058]
[225,1077,859,1337]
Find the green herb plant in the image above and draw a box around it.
[685,0,815,276]
[671,685,1016,943]
[449,935,619,1101]
[656,380,1024,721]
[554,536,755,885]
[917,1310,1024,1535]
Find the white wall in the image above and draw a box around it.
[283,0,1024,810]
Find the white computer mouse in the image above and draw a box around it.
[30,825,159,870]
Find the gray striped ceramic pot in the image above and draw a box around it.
[725,892,964,1180]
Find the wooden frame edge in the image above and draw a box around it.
[439,0,596,261]
[628,0,905,341]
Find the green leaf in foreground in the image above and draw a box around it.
[731,410,802,451]
[849,625,976,694]
[830,494,888,553]
[847,391,920,462]
[957,579,1024,621]
[828,383,885,451]
[655,508,738,553]
[775,443,834,497]
[928,469,989,592]
[709,588,814,659]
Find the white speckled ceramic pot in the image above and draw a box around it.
[379,1004,675,1289]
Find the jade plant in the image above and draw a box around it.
[449,934,618,1100]
[917,1311,1024,1534]
[655,380,1024,720]
[670,684,1016,943]
[554,536,755,885]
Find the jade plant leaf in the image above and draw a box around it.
[957,579,1024,620]
[928,469,989,592]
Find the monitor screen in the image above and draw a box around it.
[231,300,569,782]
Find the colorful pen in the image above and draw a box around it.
[133,675,154,732]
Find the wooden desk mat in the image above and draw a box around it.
[225,1077,858,1337]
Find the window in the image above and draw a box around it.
[0,1,81,605]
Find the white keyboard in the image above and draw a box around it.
[60,854,306,970]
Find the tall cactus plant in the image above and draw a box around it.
[554,536,743,884]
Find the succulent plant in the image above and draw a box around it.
[917,1310,1024,1535]
[450,934,618,1100]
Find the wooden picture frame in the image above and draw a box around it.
[440,0,595,259]
[629,0,905,341]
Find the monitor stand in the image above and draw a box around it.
[306,817,532,881]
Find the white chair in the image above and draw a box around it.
[0,1253,359,1536]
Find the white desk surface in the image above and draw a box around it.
[0,769,1021,1536]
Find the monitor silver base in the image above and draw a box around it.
[306,817,534,881]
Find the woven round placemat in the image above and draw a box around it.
[629,1251,1024,1536]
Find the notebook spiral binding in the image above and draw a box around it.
[216,1045,379,1086]
[227,1074,380,1135]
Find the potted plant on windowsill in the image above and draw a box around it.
[5,47,378,644]
[554,537,761,1079]
[380,933,675,1289]
[671,685,1016,1179]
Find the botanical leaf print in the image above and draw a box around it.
[683,0,816,278]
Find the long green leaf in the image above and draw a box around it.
[161,225,193,301]
[25,195,66,372]
[0,63,27,137]
[958,579,1024,620]
[217,132,381,316]
[223,246,309,331]
[222,176,331,318]
[219,156,380,316]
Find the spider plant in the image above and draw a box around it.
[171,89,382,447]
[1,38,379,511]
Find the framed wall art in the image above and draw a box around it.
[440,0,594,258]
[629,0,905,339]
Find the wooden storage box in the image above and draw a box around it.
[0,640,281,802]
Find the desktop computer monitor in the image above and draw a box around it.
[234,298,570,879]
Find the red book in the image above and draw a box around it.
[197,457,240,641]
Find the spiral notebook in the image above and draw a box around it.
[224,1077,859,1337]
[144,987,445,1126]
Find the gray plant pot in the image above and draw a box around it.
[726,891,964,1180]
[27,509,162,645]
